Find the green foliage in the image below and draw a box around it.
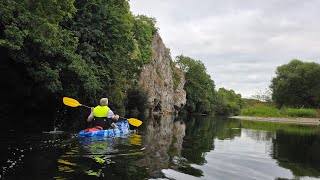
[282,108,318,118]
[0,0,79,93]
[215,88,243,115]
[271,59,320,108]
[241,104,319,118]
[171,62,182,90]
[175,55,216,113]
[0,0,162,125]
[132,15,158,65]
[126,87,149,114]
[61,0,159,106]
[63,0,139,103]
[241,105,282,117]
[0,0,77,51]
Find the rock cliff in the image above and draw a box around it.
[139,33,186,113]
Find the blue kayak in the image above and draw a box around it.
[79,120,130,137]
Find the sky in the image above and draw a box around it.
[129,0,320,98]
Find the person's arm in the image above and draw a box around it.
[107,109,119,121]
[87,107,94,122]
[112,114,120,121]
[107,109,119,128]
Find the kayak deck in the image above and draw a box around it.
[79,120,130,137]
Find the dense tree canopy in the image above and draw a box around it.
[0,0,157,104]
[175,55,216,114]
[215,88,243,115]
[63,0,138,106]
[133,15,158,65]
[270,60,320,108]
[0,0,79,92]
[0,0,157,130]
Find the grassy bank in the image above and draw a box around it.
[241,104,319,118]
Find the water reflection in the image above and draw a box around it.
[240,120,320,179]
[157,115,320,179]
[179,115,216,176]
[2,115,320,179]
[136,113,186,177]
[273,132,320,178]
[215,117,241,140]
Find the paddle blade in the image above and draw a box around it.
[63,97,81,107]
[127,118,143,127]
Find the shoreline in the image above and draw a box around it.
[230,116,320,126]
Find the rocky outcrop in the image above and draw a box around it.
[172,66,186,112]
[139,33,186,114]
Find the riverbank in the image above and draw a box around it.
[230,116,320,125]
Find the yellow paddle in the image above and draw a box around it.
[63,97,143,127]
[63,97,91,108]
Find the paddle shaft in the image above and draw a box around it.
[81,104,92,108]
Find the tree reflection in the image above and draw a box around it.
[182,115,216,165]
[241,120,320,178]
[135,113,185,177]
[215,117,241,140]
[136,113,245,178]
[273,132,320,178]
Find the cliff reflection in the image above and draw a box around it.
[136,113,186,177]
[137,114,244,178]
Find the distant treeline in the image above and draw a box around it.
[178,58,320,116]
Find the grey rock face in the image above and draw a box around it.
[139,33,186,113]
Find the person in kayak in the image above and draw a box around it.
[87,98,120,129]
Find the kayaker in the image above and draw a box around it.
[87,98,120,129]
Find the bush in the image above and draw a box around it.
[241,106,281,117]
[283,108,318,118]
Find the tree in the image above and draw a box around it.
[175,55,216,114]
[62,0,158,107]
[0,0,79,92]
[215,88,243,115]
[0,0,159,131]
[133,15,158,65]
[270,59,320,108]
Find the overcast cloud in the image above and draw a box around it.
[129,0,320,98]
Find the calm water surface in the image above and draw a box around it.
[1,114,320,179]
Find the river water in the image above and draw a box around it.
[1,114,320,179]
